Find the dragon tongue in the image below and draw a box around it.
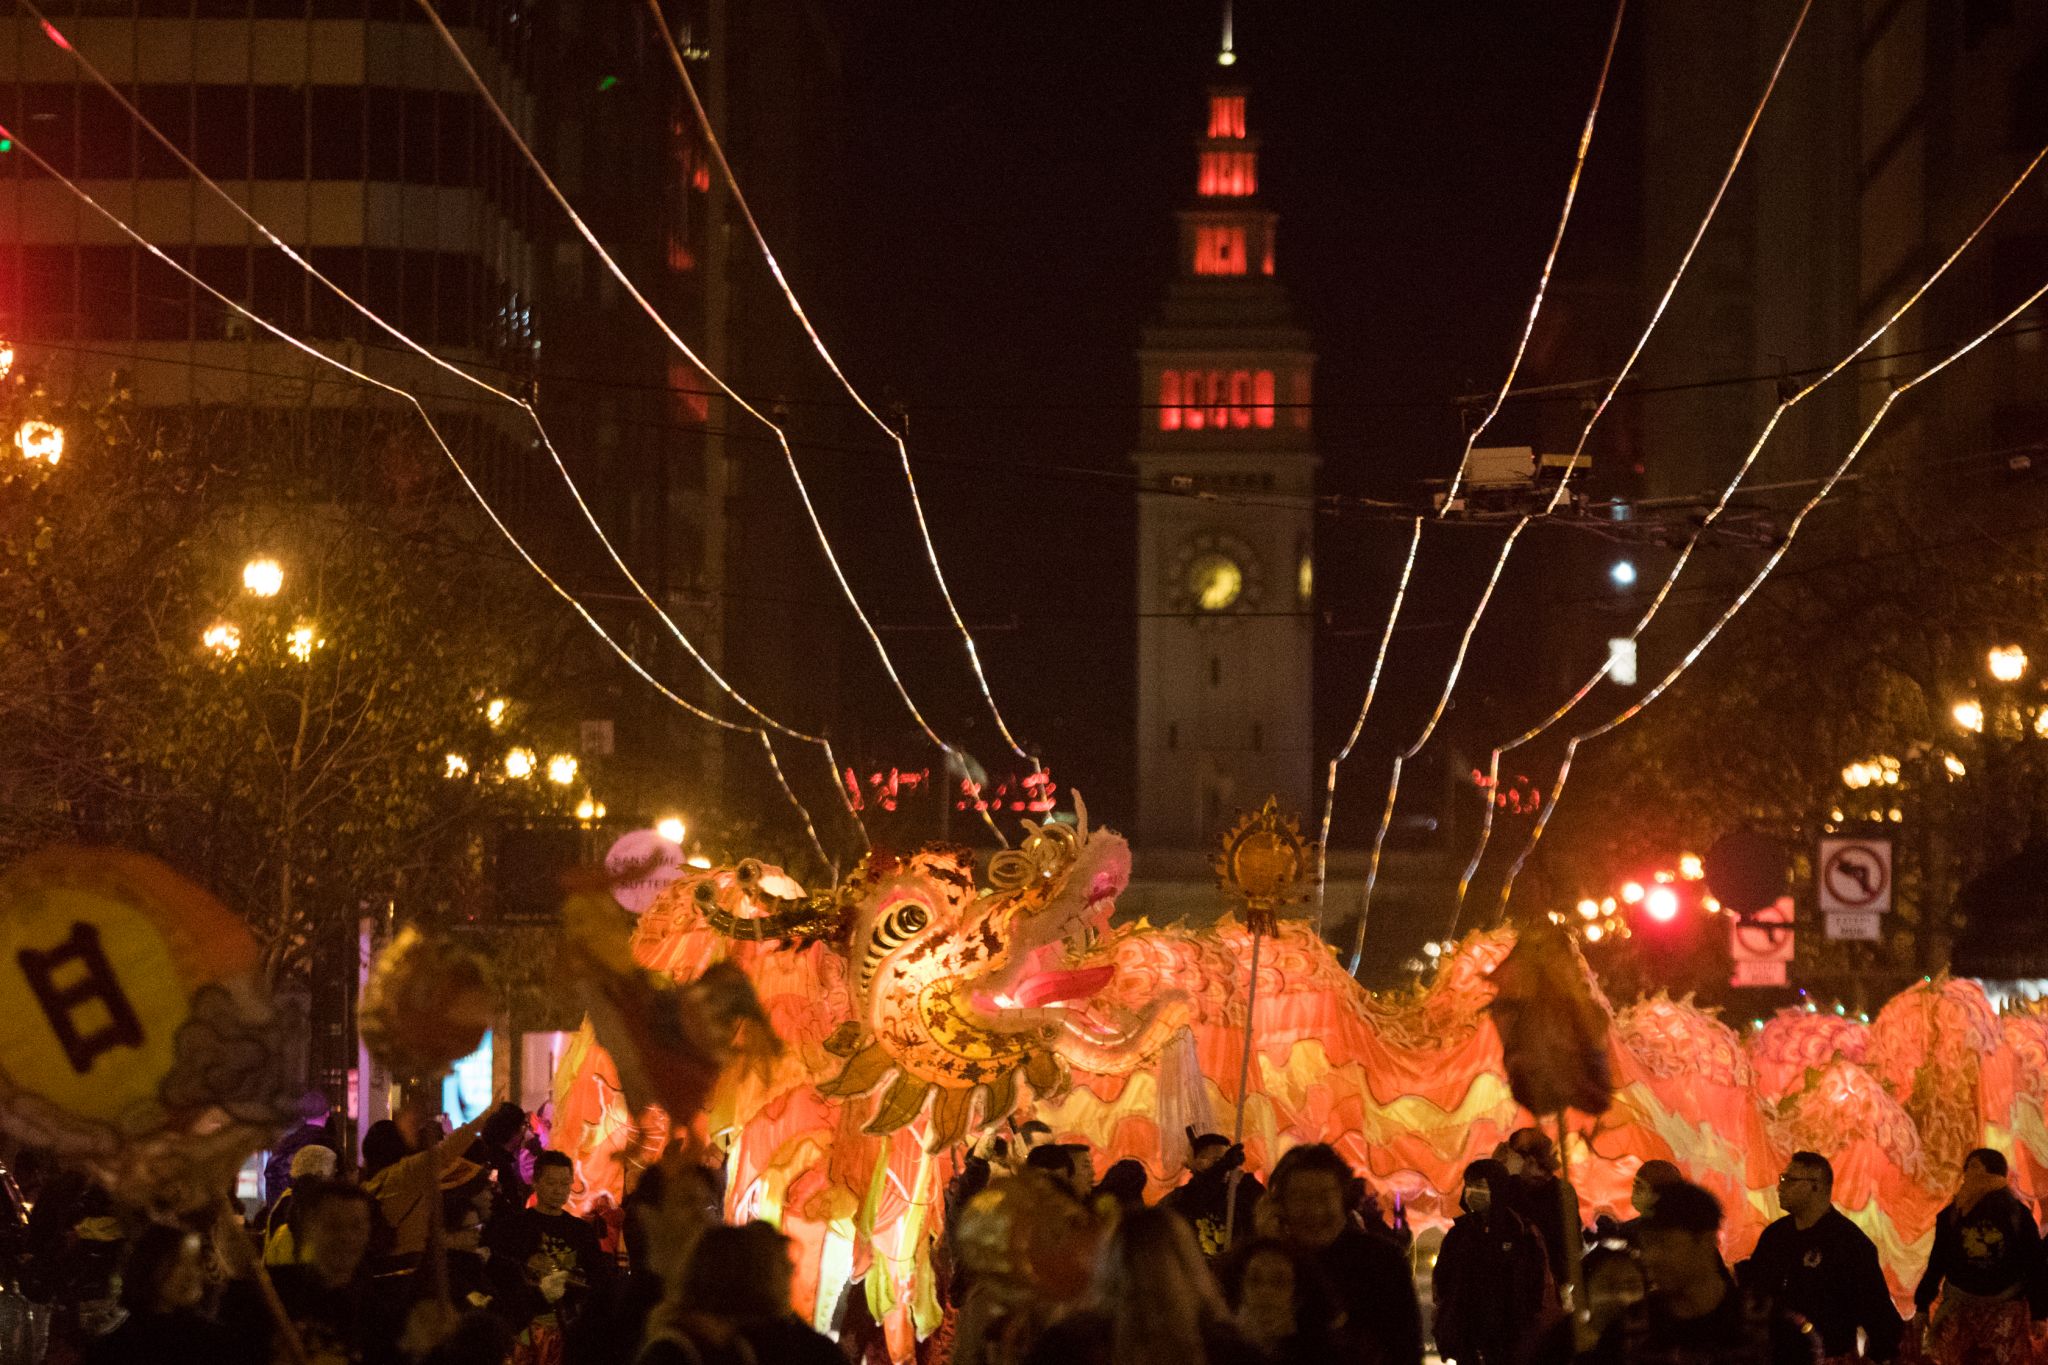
[1013,964,1114,1010]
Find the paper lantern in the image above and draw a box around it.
[358,926,493,1083]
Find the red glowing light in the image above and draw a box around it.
[1207,95,1246,140]
[1199,150,1257,198]
[40,20,72,51]
[1645,886,1681,922]
[1253,371,1275,428]
[1159,372,1182,431]
[1164,369,1279,433]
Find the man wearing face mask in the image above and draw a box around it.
[1431,1159,1555,1365]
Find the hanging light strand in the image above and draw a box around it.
[1494,275,2048,905]
[414,0,1007,844]
[1348,0,1811,971]
[1451,133,2048,931]
[1439,0,1627,512]
[15,2,868,855]
[0,123,841,872]
[1319,4,1624,942]
[642,0,1039,780]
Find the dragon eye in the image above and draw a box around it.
[875,902,928,949]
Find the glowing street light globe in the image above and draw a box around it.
[1608,559,1637,588]
[656,817,687,845]
[546,754,579,786]
[1989,645,2029,682]
[242,557,283,597]
[15,419,62,465]
[504,748,536,780]
[201,622,240,657]
[1953,699,1985,734]
[443,753,470,779]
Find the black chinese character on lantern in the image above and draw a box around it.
[17,922,145,1074]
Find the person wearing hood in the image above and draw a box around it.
[1912,1147,2041,1363]
[1429,1159,1554,1365]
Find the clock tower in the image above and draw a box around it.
[1134,45,1317,847]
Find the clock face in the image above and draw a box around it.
[1187,553,1244,611]
[1168,532,1261,615]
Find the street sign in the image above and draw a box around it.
[1824,911,1882,942]
[604,829,685,914]
[1818,837,1892,915]
[1731,895,1795,988]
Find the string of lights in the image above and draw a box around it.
[0,120,844,874]
[643,0,1039,782]
[1344,0,1811,972]
[1450,136,2048,931]
[14,2,871,857]
[414,0,1011,844]
[1492,274,2048,909]
[1316,0,1625,943]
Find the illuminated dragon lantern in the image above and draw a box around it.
[816,809,1192,1148]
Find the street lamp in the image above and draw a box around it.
[486,698,509,729]
[657,816,687,845]
[15,419,62,465]
[443,753,470,779]
[504,747,536,780]
[242,557,283,597]
[201,622,240,657]
[547,754,579,786]
[1989,645,2029,683]
[1953,699,1986,734]
[286,622,320,663]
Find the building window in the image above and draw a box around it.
[1193,225,1247,276]
[1253,370,1276,428]
[1199,150,1256,197]
[1289,369,1312,429]
[1167,722,1179,751]
[1251,722,1263,752]
[1207,94,1246,139]
[1228,371,1252,429]
[1159,371,1182,431]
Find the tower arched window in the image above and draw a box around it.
[1194,225,1248,276]
[1228,370,1252,428]
[1159,371,1182,431]
[1207,371,1228,429]
[1183,370,1207,430]
[1199,151,1257,197]
[1253,370,1275,428]
[1207,95,1246,139]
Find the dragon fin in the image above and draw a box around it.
[818,1042,895,1098]
[980,1068,1019,1130]
[925,1086,975,1151]
[863,1072,932,1135]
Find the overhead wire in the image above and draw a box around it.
[1313,0,1627,939]
[1493,275,2048,905]
[1449,135,2048,931]
[1345,0,1813,972]
[16,1,865,862]
[0,117,843,872]
[642,0,1040,785]
[412,0,1012,843]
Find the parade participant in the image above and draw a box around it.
[265,1142,341,1266]
[1017,1120,1055,1154]
[1025,1206,1261,1365]
[266,1090,341,1210]
[1164,1135,1263,1259]
[1429,1159,1553,1365]
[1267,1144,1422,1365]
[363,1095,490,1267]
[1911,1147,2041,1364]
[1521,1246,1647,1365]
[1741,1152,1901,1361]
[224,1179,411,1363]
[465,1103,534,1219]
[1094,1159,1151,1213]
[1503,1128,1581,1285]
[487,1151,611,1348]
[85,1223,232,1364]
[637,1221,842,1365]
[1589,1180,1818,1365]
[1024,1143,1093,1204]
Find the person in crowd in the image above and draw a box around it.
[486,1150,611,1353]
[1521,1246,1647,1365]
[1218,1238,1339,1365]
[1349,1176,1410,1251]
[1024,1143,1094,1204]
[1503,1128,1581,1286]
[1094,1159,1151,1214]
[1740,1151,1901,1362]
[1615,1159,1684,1247]
[32,1175,126,1356]
[265,1142,341,1265]
[1267,1144,1423,1365]
[363,1096,490,1269]
[945,1130,1022,1288]
[1911,1146,2041,1363]
[1025,1205,1261,1365]
[441,1188,497,1314]
[466,1103,534,1220]
[1017,1120,1055,1155]
[1429,1158,1553,1365]
[224,1179,409,1363]
[1165,1135,1264,1260]
[637,1221,842,1365]
[84,1222,232,1364]
[1588,1180,1818,1365]
[265,1089,341,1211]
[568,1161,712,1365]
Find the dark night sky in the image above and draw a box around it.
[770,2,1644,831]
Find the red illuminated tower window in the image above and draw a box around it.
[1194,225,1248,276]
[1289,370,1311,430]
[1159,371,1182,431]
[1253,370,1275,428]
[1207,94,1246,139]
[1199,150,1257,197]
[1228,371,1252,428]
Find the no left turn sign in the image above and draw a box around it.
[1818,837,1892,915]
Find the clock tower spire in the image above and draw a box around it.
[1133,45,1317,848]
